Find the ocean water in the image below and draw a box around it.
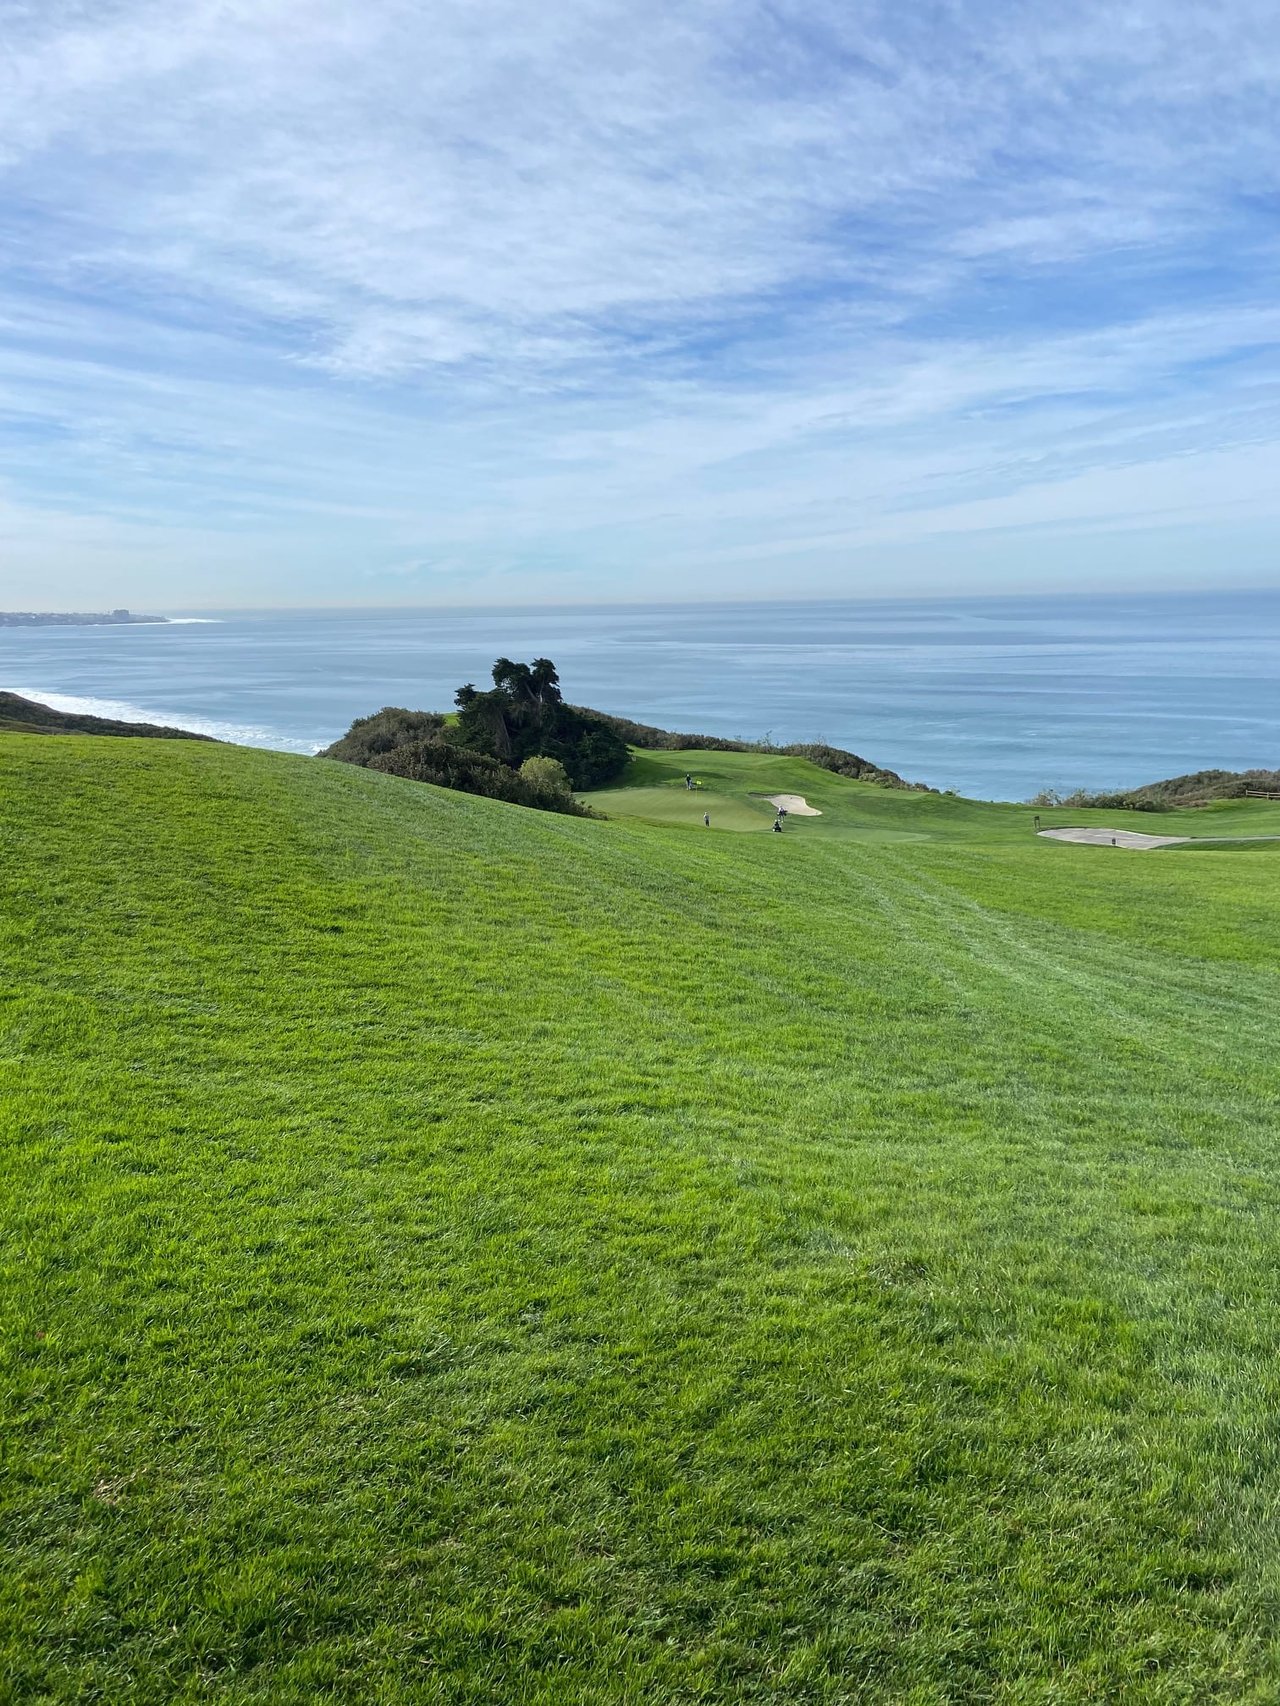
[3,589,1278,800]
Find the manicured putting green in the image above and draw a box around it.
[585,748,935,837]
[584,782,775,833]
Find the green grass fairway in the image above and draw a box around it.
[1164,837,1280,853]
[588,745,1280,847]
[6,736,1280,1701]
[586,748,937,837]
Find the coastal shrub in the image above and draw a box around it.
[320,706,446,764]
[518,754,573,798]
[570,707,749,753]
[365,739,592,817]
[781,741,921,787]
[322,662,625,805]
[1030,768,1280,811]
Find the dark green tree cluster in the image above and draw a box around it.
[320,658,628,814]
[454,658,627,788]
[368,743,588,815]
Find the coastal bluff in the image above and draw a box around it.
[0,691,211,740]
[0,609,168,626]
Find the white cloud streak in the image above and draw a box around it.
[0,0,1278,603]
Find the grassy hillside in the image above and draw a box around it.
[5,735,1280,1701]
[0,691,212,740]
[589,745,1280,846]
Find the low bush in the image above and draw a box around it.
[365,739,592,816]
[320,707,447,764]
[321,663,623,811]
[1030,768,1280,811]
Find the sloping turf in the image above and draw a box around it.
[4,735,1280,1702]
[587,746,1280,846]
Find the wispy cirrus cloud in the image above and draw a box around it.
[1,0,1279,604]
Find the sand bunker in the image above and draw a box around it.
[767,794,822,817]
[1038,827,1187,850]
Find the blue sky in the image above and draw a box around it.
[1,0,1279,607]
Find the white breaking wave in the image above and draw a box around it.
[5,686,318,752]
[164,618,223,624]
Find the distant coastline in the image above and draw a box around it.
[0,609,168,627]
[3,592,1276,797]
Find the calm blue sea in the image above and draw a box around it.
[3,590,1279,800]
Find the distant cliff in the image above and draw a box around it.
[0,692,212,740]
[1032,767,1280,810]
[0,610,168,626]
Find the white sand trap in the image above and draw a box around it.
[767,794,822,816]
[1038,826,1188,850]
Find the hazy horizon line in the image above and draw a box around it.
[9,581,1279,619]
